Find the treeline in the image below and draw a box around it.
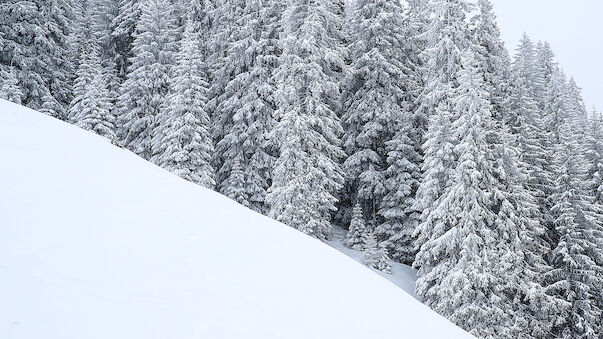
[0,0,601,337]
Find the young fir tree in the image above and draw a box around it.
[117,0,178,160]
[266,0,345,241]
[152,20,215,189]
[0,67,23,104]
[213,0,279,214]
[412,0,471,257]
[363,230,392,274]
[0,0,73,119]
[371,0,427,265]
[341,0,407,229]
[71,46,116,140]
[344,202,370,251]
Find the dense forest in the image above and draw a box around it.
[0,0,601,337]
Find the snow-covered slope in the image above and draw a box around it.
[0,100,472,339]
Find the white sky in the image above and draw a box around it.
[490,0,603,111]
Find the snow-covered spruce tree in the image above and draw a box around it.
[152,20,215,189]
[340,0,407,229]
[112,0,141,79]
[39,93,63,118]
[470,6,561,335]
[412,0,471,256]
[565,78,589,134]
[68,0,96,122]
[266,0,346,241]
[117,0,178,160]
[87,0,121,107]
[206,0,243,154]
[376,116,422,265]
[371,0,428,265]
[0,67,23,104]
[213,0,279,213]
[344,202,370,251]
[363,230,391,274]
[511,33,539,99]
[511,35,557,247]
[546,117,603,338]
[470,0,512,121]
[583,110,603,321]
[416,50,525,338]
[534,41,556,110]
[0,0,73,119]
[70,46,116,139]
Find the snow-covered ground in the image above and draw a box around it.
[0,99,472,339]
[328,227,420,300]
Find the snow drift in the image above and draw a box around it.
[0,99,472,338]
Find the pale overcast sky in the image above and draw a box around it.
[490,0,603,111]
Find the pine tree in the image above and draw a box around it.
[0,0,74,118]
[153,20,215,189]
[213,0,279,214]
[117,0,178,159]
[266,0,345,241]
[344,202,370,251]
[0,67,23,104]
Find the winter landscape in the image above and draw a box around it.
[0,0,601,338]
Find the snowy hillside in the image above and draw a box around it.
[0,99,472,338]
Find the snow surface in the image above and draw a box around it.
[0,99,472,339]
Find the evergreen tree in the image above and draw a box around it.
[39,93,63,118]
[547,118,602,338]
[471,0,512,121]
[0,0,74,118]
[266,0,346,241]
[413,0,471,256]
[112,0,141,79]
[377,117,421,265]
[0,67,23,104]
[363,230,392,274]
[511,35,557,247]
[344,202,370,251]
[415,50,524,338]
[213,0,279,214]
[117,0,178,159]
[341,0,407,228]
[152,20,215,189]
[71,46,115,139]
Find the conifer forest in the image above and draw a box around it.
[1,0,602,337]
